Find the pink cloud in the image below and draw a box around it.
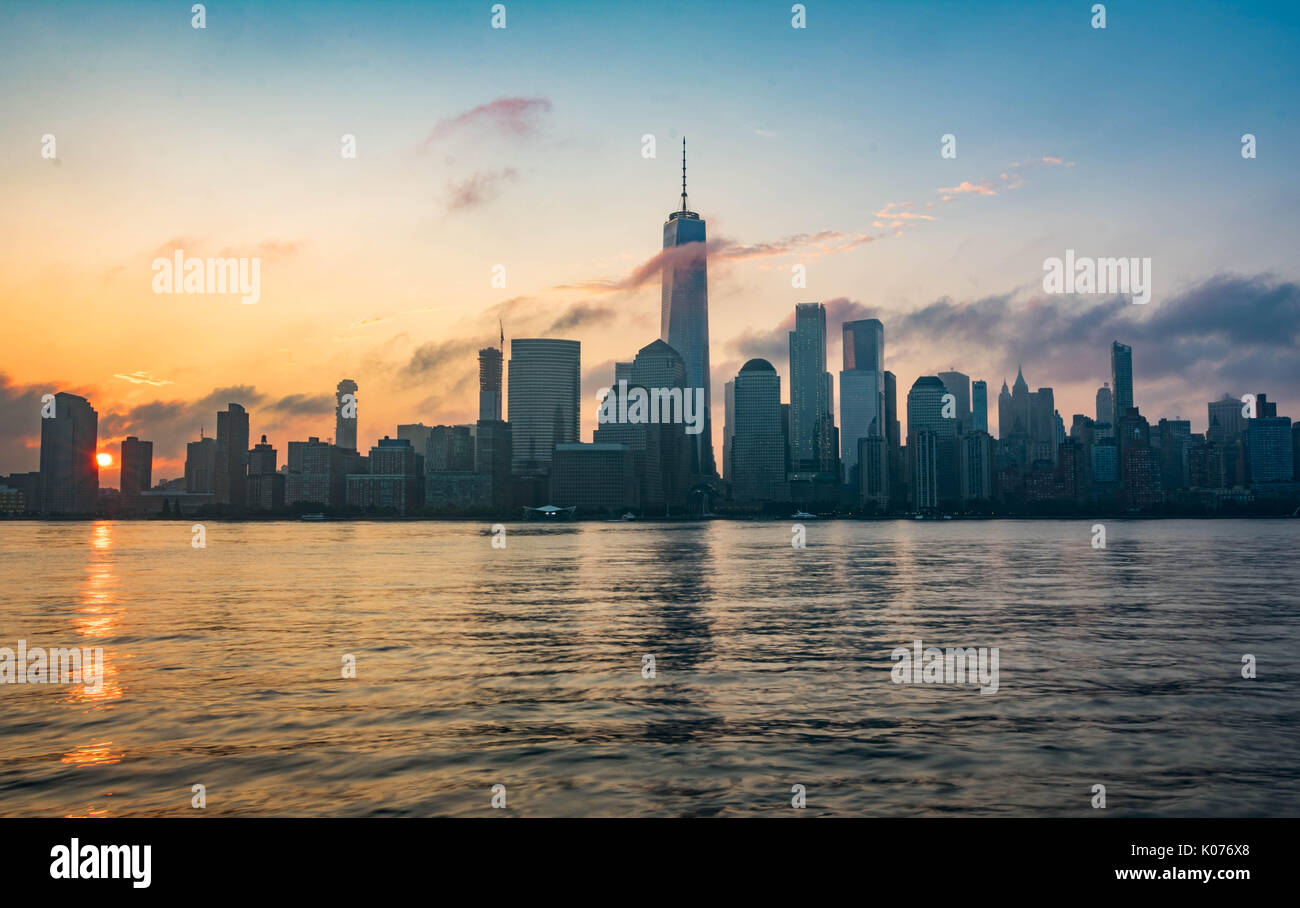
[418,97,553,150]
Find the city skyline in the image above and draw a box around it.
[3,1,1299,487]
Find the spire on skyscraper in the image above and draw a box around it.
[680,137,688,213]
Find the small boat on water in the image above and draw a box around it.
[791,510,816,520]
[621,512,637,521]
[300,513,326,521]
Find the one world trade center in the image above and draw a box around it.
[660,138,716,477]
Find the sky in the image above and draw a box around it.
[2,0,1298,485]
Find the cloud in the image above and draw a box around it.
[555,231,878,297]
[402,338,487,389]
[935,180,998,198]
[545,302,618,334]
[269,393,334,416]
[418,96,553,150]
[714,272,1300,432]
[447,168,518,211]
[113,370,173,387]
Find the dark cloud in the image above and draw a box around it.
[447,168,518,211]
[545,302,618,335]
[0,373,53,474]
[719,273,1300,424]
[270,393,334,415]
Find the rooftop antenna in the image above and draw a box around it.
[499,318,504,351]
[681,137,688,212]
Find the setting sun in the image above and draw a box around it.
[96,453,112,468]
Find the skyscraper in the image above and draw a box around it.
[215,403,249,508]
[722,379,735,483]
[39,392,98,514]
[508,338,580,476]
[185,434,216,493]
[1095,383,1113,425]
[937,371,971,434]
[731,359,785,503]
[1247,416,1294,484]
[840,319,886,481]
[478,347,503,422]
[1207,394,1246,444]
[840,371,884,479]
[997,379,1012,439]
[908,376,958,507]
[789,302,836,475]
[842,318,883,372]
[120,436,153,500]
[971,380,988,433]
[336,379,359,451]
[660,138,714,477]
[1011,366,1031,436]
[1111,341,1134,425]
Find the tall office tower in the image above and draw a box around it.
[629,338,692,510]
[997,379,1013,438]
[614,361,634,384]
[1156,419,1192,491]
[908,376,955,437]
[1096,383,1113,425]
[959,431,994,502]
[857,435,891,510]
[120,436,153,498]
[722,379,735,482]
[789,302,836,474]
[1254,393,1278,419]
[660,138,714,476]
[1116,406,1160,508]
[1029,388,1057,464]
[937,371,971,434]
[884,370,904,505]
[508,338,580,476]
[731,359,786,503]
[971,380,988,433]
[335,379,359,451]
[39,392,98,513]
[1247,416,1295,484]
[840,319,886,481]
[478,347,503,421]
[780,403,792,473]
[1111,341,1134,425]
[1011,366,1031,435]
[595,383,663,509]
[185,434,216,492]
[911,430,939,511]
[215,403,250,508]
[1207,393,1247,444]
[842,318,884,371]
[908,376,959,506]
